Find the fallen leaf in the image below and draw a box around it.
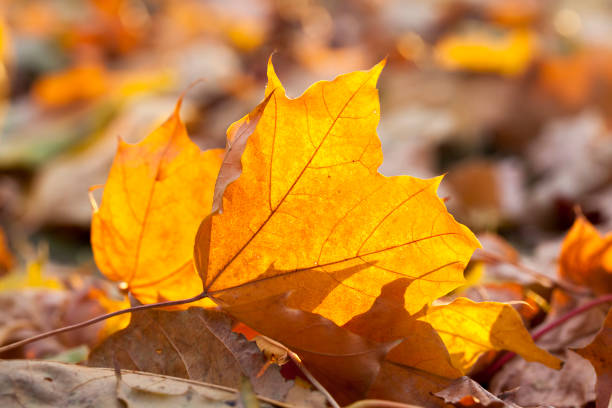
[0,359,281,407]
[443,159,526,231]
[365,361,452,408]
[341,279,558,405]
[0,226,13,275]
[284,378,327,408]
[88,307,292,401]
[195,59,480,327]
[91,97,224,305]
[434,26,535,76]
[343,278,461,379]
[574,308,612,408]
[224,294,396,405]
[558,215,612,295]
[490,350,596,407]
[421,298,561,373]
[434,376,521,408]
[32,63,110,109]
[535,289,608,351]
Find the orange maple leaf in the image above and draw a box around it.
[193,59,560,380]
[559,215,612,295]
[195,59,481,325]
[91,97,223,306]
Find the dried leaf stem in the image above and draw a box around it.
[480,293,612,379]
[346,400,425,408]
[0,291,208,354]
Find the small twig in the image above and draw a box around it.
[479,294,612,379]
[346,399,424,408]
[0,291,208,354]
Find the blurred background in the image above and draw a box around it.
[0,0,611,357]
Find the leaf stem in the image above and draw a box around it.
[479,293,612,379]
[0,291,208,355]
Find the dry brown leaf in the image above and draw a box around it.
[88,307,292,401]
[225,294,396,405]
[435,376,521,408]
[0,359,281,407]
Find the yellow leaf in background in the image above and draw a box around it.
[0,257,62,292]
[421,297,562,372]
[435,27,535,76]
[195,60,480,326]
[91,97,223,307]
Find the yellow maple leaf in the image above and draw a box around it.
[421,298,561,372]
[91,97,223,306]
[435,27,535,76]
[195,59,480,326]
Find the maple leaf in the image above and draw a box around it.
[91,98,224,306]
[345,280,560,378]
[421,298,561,372]
[574,308,612,408]
[195,59,481,326]
[558,215,612,295]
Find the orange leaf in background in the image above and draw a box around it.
[574,308,612,408]
[195,59,480,326]
[32,63,109,108]
[91,97,223,306]
[559,215,612,295]
[0,227,13,275]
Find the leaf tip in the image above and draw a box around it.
[265,55,284,97]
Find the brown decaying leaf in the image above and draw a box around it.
[91,96,224,306]
[490,351,596,408]
[224,294,397,405]
[0,360,281,407]
[88,307,292,401]
[0,287,105,359]
[434,376,521,408]
[558,215,612,296]
[574,308,612,408]
[365,361,452,408]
